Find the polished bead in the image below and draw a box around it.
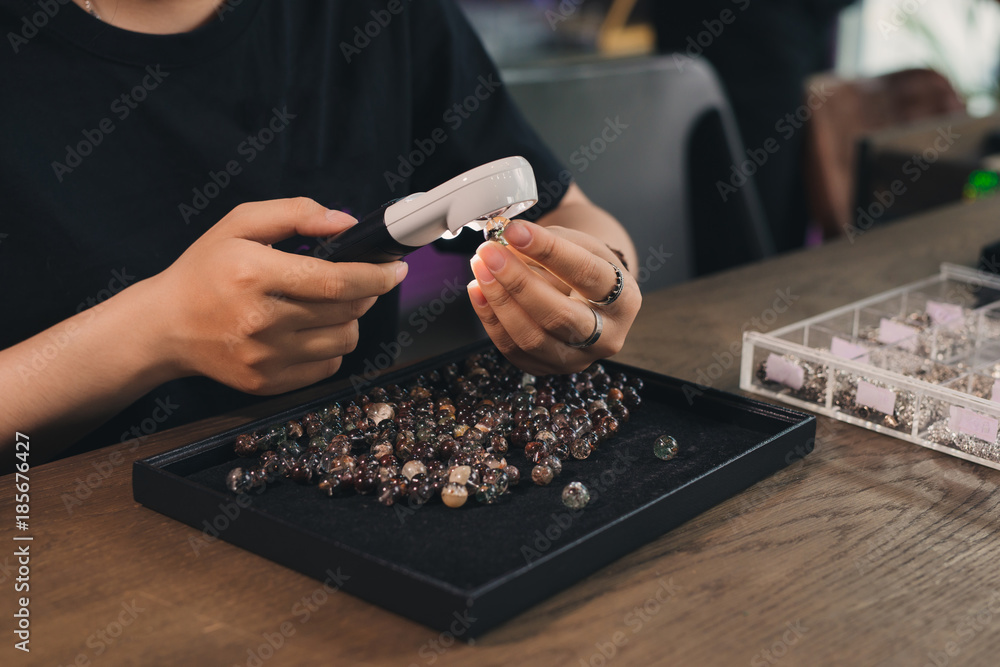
[571,437,593,459]
[449,465,471,485]
[369,442,392,460]
[504,465,521,486]
[531,464,554,486]
[539,455,562,476]
[654,435,679,460]
[495,471,510,494]
[410,480,437,505]
[476,483,501,504]
[286,420,305,439]
[328,434,351,455]
[488,433,509,454]
[234,434,256,457]
[402,460,427,480]
[535,430,557,445]
[527,441,554,464]
[227,467,251,494]
[318,475,345,497]
[561,481,591,509]
[441,482,469,508]
[366,402,395,425]
[377,477,408,506]
[353,470,379,494]
[288,464,313,484]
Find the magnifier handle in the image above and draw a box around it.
[321,202,421,264]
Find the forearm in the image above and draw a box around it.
[0,278,178,463]
[536,184,639,276]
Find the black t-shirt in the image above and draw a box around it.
[0,0,566,454]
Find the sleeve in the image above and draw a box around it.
[404,0,570,229]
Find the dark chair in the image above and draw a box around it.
[504,55,775,291]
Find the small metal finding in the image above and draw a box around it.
[484,216,510,246]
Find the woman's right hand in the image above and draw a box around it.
[146,197,407,395]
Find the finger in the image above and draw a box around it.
[285,321,359,365]
[220,197,358,245]
[253,247,408,302]
[467,280,566,375]
[474,244,596,343]
[502,221,622,303]
[269,295,378,330]
[471,254,593,354]
[248,357,345,396]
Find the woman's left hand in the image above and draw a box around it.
[468,221,641,375]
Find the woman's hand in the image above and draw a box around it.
[147,197,407,394]
[468,220,640,375]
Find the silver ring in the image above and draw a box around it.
[568,307,603,349]
[589,261,624,306]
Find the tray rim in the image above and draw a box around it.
[133,341,817,636]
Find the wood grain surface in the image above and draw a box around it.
[6,198,1000,667]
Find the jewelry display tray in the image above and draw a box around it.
[133,342,815,638]
[742,263,1000,471]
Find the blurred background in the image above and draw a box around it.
[451,0,1000,279]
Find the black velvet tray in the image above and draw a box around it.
[133,343,815,638]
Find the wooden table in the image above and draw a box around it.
[6,198,1000,666]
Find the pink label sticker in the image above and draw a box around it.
[878,318,919,352]
[927,301,965,328]
[831,337,870,364]
[856,381,896,416]
[949,406,999,442]
[764,353,804,390]
[992,380,1000,403]
[926,301,964,327]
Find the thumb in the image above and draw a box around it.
[221,197,358,245]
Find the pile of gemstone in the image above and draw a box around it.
[226,349,643,509]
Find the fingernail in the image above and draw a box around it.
[396,262,409,282]
[326,209,357,225]
[467,281,488,307]
[478,243,506,273]
[503,222,531,248]
[470,255,495,284]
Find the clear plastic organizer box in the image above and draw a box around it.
[740,264,1000,470]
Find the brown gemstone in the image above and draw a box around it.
[531,464,554,486]
[442,482,469,508]
[234,434,256,457]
